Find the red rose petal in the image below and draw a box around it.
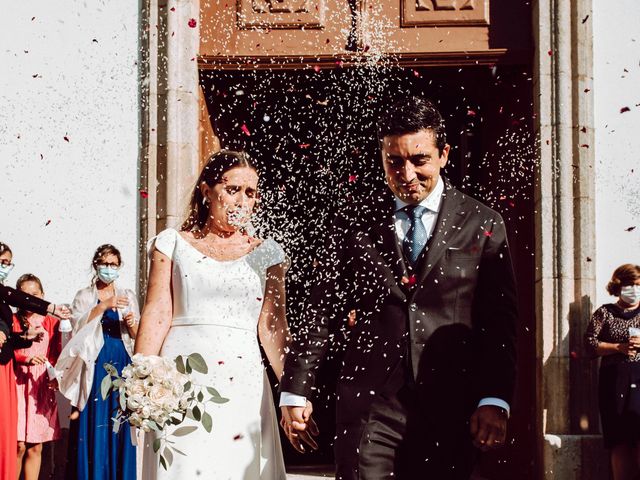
[299,143,311,149]
[233,434,243,441]
[139,189,149,198]
[45,219,51,226]
[188,18,197,28]
[483,231,493,237]
[620,106,631,113]
[218,360,224,365]
[313,65,321,73]
[63,136,70,142]
[241,124,251,136]
[348,175,358,183]
[626,226,636,232]
[256,297,262,301]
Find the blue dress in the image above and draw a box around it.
[75,305,136,480]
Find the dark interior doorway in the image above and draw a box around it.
[200,63,537,479]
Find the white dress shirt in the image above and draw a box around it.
[281,176,510,415]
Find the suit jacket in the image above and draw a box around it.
[281,178,518,427]
[0,283,51,365]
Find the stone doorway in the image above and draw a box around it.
[200,63,537,479]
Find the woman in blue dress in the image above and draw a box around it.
[56,244,139,479]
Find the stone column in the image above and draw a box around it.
[139,0,201,289]
[534,0,603,478]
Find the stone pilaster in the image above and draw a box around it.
[534,0,604,478]
[139,0,201,290]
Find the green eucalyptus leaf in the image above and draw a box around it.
[172,426,198,437]
[175,356,186,374]
[159,454,168,470]
[111,415,121,433]
[164,447,174,467]
[201,411,213,433]
[172,446,187,456]
[100,375,112,400]
[187,353,208,374]
[153,438,161,453]
[210,396,229,404]
[192,405,201,421]
[206,387,221,397]
[103,363,117,377]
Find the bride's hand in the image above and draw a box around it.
[280,402,319,453]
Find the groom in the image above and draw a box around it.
[280,96,518,479]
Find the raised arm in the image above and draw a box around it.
[134,249,173,355]
[0,283,50,316]
[258,263,290,380]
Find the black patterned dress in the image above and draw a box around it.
[585,303,640,447]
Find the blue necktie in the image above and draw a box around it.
[403,205,428,267]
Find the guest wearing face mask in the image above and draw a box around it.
[0,242,70,480]
[585,263,640,480]
[56,244,139,480]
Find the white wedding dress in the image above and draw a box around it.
[141,228,287,480]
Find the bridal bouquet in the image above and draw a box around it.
[101,353,228,469]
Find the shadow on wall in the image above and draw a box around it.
[540,294,610,480]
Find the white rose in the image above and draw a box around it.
[127,394,144,411]
[121,365,135,379]
[140,405,152,419]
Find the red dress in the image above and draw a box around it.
[0,356,18,478]
[12,314,62,443]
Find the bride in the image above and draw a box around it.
[135,150,289,479]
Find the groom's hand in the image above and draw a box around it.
[280,402,319,453]
[470,405,508,451]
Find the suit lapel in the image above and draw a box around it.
[412,180,469,294]
[367,194,408,298]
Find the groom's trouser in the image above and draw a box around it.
[334,362,474,480]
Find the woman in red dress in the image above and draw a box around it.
[0,242,70,480]
[13,274,62,480]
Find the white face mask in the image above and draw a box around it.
[97,266,120,284]
[620,285,640,305]
[0,263,14,282]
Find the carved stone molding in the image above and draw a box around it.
[401,0,488,27]
[237,0,325,29]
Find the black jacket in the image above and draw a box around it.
[0,283,50,365]
[281,178,518,426]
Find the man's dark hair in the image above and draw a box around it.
[377,97,447,156]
